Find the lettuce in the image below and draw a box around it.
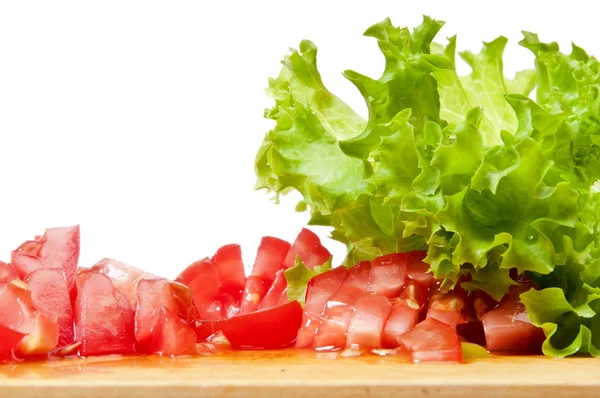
[256,16,600,357]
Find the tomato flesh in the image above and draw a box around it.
[258,269,288,310]
[11,225,80,288]
[406,251,435,289]
[368,254,407,298]
[283,228,331,269]
[149,306,197,356]
[240,237,290,314]
[346,293,391,349]
[381,281,427,348]
[91,258,156,309]
[397,318,462,363]
[482,293,545,353]
[26,268,74,347]
[0,261,17,283]
[0,325,25,361]
[74,271,136,356]
[296,266,348,348]
[135,278,179,352]
[427,291,467,330]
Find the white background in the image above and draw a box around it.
[0,1,597,278]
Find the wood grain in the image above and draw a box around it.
[0,350,596,397]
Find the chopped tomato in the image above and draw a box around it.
[346,293,391,349]
[0,325,25,361]
[296,266,348,348]
[397,318,463,363]
[134,278,179,352]
[239,276,269,315]
[381,281,427,348]
[368,253,407,298]
[283,228,331,269]
[195,301,303,349]
[240,237,290,314]
[0,281,59,357]
[25,268,74,347]
[176,245,244,321]
[91,258,156,309]
[427,291,467,330]
[313,261,371,350]
[74,271,136,356]
[149,306,197,356]
[11,225,80,291]
[0,261,17,283]
[212,244,245,296]
[482,293,545,353]
[176,258,222,321]
[258,269,288,310]
[406,251,435,289]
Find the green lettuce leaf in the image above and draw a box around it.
[255,15,600,357]
[285,256,333,306]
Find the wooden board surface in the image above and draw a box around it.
[0,350,596,397]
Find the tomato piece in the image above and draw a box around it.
[211,244,245,296]
[239,237,290,314]
[134,278,179,352]
[346,293,391,349]
[168,281,199,323]
[258,269,288,310]
[427,291,467,330]
[397,318,463,363]
[176,258,223,321]
[26,268,74,347]
[11,225,80,289]
[381,281,427,348]
[406,251,435,289]
[313,261,371,350]
[0,282,59,357]
[296,266,347,348]
[0,261,17,283]
[239,276,269,315]
[251,236,291,280]
[200,301,303,350]
[283,228,331,269]
[91,258,156,309]
[481,293,545,353]
[368,253,407,298]
[74,271,136,356]
[0,324,25,361]
[149,306,197,357]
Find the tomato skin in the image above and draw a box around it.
[296,266,348,348]
[149,306,197,357]
[283,229,331,270]
[481,293,545,353]
[368,254,407,298]
[397,318,463,363]
[26,268,74,347]
[195,301,303,350]
[74,271,136,357]
[177,258,222,321]
[0,324,25,361]
[11,225,80,289]
[0,261,17,283]
[258,269,288,310]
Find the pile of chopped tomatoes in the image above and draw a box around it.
[0,225,545,364]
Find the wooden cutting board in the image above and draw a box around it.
[0,350,597,397]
